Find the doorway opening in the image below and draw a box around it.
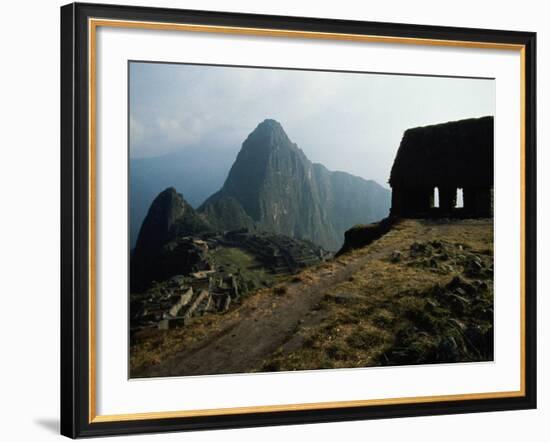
[455,188,464,208]
[433,187,440,208]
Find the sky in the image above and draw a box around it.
[130,62,495,188]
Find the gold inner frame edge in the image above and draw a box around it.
[87,18,527,424]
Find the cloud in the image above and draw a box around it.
[129,62,495,186]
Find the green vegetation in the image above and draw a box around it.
[210,247,277,294]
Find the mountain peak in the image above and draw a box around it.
[134,187,209,258]
[158,186,179,199]
[244,119,291,149]
[257,118,283,130]
[134,187,188,254]
[198,119,391,249]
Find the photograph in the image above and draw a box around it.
[128,62,496,378]
[0,0,543,440]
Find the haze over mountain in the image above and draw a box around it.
[130,148,233,247]
[134,119,390,254]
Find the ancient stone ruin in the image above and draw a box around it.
[131,271,241,333]
[130,229,329,334]
[222,229,328,274]
[389,116,494,218]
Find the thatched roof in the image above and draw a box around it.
[389,116,494,189]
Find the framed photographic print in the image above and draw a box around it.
[60,2,537,438]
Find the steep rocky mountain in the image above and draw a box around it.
[199,119,390,250]
[131,188,211,289]
[134,187,211,256]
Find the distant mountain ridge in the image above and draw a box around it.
[198,119,391,250]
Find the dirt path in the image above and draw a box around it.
[144,244,397,377]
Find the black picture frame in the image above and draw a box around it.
[61,2,537,438]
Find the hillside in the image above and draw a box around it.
[130,218,493,377]
[131,187,212,290]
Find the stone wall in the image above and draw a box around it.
[389,116,494,219]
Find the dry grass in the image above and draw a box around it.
[259,219,494,371]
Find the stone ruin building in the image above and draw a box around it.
[130,229,329,335]
[131,271,241,332]
[389,116,494,218]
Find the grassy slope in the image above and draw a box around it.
[260,219,494,371]
[209,247,277,291]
